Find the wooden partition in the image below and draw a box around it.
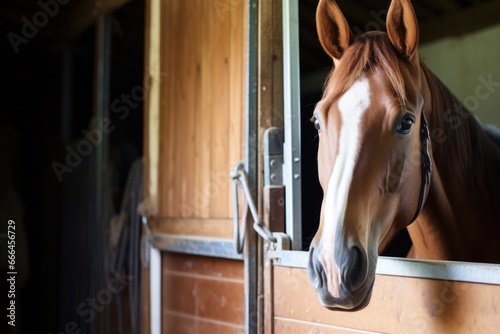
[162,253,244,333]
[272,265,500,333]
[143,0,248,332]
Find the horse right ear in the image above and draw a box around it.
[316,0,353,65]
[386,0,419,60]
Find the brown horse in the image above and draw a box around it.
[308,0,500,311]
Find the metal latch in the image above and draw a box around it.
[230,127,291,258]
[266,232,291,262]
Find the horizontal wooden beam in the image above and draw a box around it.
[420,0,500,44]
[150,217,235,239]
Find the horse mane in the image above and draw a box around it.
[421,65,500,199]
[322,31,412,106]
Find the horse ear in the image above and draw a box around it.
[386,0,419,60]
[316,0,353,64]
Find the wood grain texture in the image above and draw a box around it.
[143,1,248,331]
[151,0,246,224]
[163,252,244,279]
[228,0,246,217]
[162,253,245,333]
[151,217,234,239]
[274,266,500,333]
[258,0,284,333]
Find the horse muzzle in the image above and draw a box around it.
[307,245,375,311]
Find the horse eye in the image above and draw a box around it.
[313,116,321,132]
[396,115,414,135]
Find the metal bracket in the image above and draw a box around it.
[267,232,291,263]
[264,127,284,186]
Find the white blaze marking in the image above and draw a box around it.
[323,77,371,253]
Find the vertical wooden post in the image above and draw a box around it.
[258,1,284,333]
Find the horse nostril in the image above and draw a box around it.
[343,245,367,291]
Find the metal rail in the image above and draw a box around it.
[282,0,303,250]
[151,234,243,260]
[272,250,500,285]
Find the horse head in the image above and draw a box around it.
[308,0,432,310]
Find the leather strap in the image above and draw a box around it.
[409,111,432,224]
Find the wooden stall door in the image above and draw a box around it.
[271,258,500,333]
[143,0,248,333]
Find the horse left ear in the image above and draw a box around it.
[386,0,419,60]
[316,0,353,64]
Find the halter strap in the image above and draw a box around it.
[409,111,432,224]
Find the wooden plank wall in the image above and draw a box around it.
[153,0,247,239]
[162,253,244,333]
[273,266,500,333]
